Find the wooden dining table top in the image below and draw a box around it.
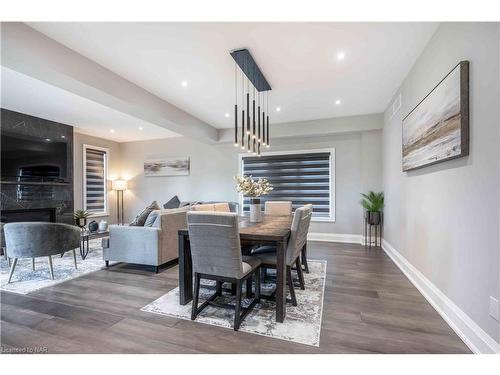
[178,214,293,242]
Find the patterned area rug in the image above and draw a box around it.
[0,239,105,295]
[142,260,327,347]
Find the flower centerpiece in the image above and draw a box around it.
[235,175,273,222]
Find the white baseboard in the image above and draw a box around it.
[382,239,500,354]
[307,232,363,245]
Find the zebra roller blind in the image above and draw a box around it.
[241,151,333,218]
[84,146,108,215]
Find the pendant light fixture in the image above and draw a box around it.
[230,49,271,154]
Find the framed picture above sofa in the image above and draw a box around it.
[144,157,190,176]
[402,61,469,172]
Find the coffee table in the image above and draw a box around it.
[80,230,109,260]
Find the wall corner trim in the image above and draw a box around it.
[307,232,363,245]
[381,239,500,354]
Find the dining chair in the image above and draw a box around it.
[254,202,311,273]
[254,205,313,306]
[264,201,292,216]
[187,211,261,331]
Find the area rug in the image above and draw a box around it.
[0,239,105,295]
[141,260,326,347]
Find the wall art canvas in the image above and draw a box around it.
[144,157,190,177]
[402,61,469,171]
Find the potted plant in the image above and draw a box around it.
[360,191,384,225]
[74,209,89,229]
[235,175,273,222]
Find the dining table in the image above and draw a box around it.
[177,214,293,323]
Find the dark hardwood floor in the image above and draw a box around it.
[0,242,471,354]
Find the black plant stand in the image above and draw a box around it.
[364,211,383,248]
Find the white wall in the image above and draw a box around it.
[120,115,383,236]
[73,132,122,224]
[382,23,500,348]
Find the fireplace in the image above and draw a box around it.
[1,208,57,223]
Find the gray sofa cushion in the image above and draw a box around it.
[163,195,181,209]
[130,201,160,226]
[144,210,160,227]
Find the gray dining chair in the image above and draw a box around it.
[254,205,313,306]
[255,202,311,273]
[187,211,261,331]
[264,201,292,216]
[4,222,80,283]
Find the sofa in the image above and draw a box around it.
[103,206,189,272]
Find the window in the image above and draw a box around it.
[83,145,109,216]
[240,149,335,221]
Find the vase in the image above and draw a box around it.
[88,220,98,232]
[76,218,87,229]
[249,198,262,223]
[367,211,381,225]
[98,220,108,232]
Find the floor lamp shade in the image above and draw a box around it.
[112,179,128,191]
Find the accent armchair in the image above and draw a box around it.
[4,222,80,283]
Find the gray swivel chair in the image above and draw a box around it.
[254,205,313,306]
[4,222,80,283]
[187,211,261,331]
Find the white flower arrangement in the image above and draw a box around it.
[234,175,273,197]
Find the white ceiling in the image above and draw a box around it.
[27,22,439,130]
[1,67,179,142]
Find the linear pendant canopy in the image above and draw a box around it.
[231,48,272,156]
[230,49,272,92]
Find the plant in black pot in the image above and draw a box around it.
[74,209,89,229]
[360,191,384,225]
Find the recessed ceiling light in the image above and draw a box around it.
[335,99,341,105]
[276,107,281,112]
[138,127,143,130]
[60,135,66,139]
[181,81,188,87]
[45,138,51,142]
[110,129,115,133]
[225,113,230,118]
[337,51,345,61]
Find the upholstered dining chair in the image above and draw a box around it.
[257,201,310,273]
[187,211,261,331]
[4,222,80,283]
[264,201,292,216]
[254,205,313,306]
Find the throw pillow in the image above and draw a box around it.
[130,201,160,226]
[163,195,181,209]
[144,210,160,227]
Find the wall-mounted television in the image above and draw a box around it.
[1,132,68,182]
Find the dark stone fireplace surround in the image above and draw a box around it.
[1,109,74,225]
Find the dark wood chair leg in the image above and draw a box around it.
[301,245,310,274]
[216,280,223,296]
[255,269,261,302]
[246,278,253,298]
[105,260,109,268]
[286,266,297,306]
[191,273,201,320]
[260,266,266,284]
[295,258,305,290]
[234,279,242,331]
